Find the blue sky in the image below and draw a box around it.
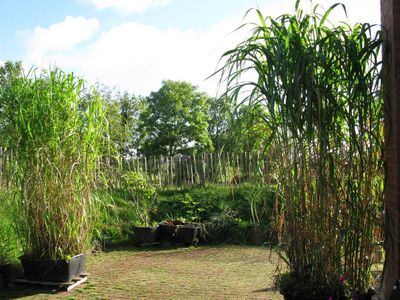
[0,0,380,96]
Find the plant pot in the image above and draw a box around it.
[281,289,374,300]
[176,226,198,245]
[247,226,267,245]
[132,226,159,245]
[20,253,86,282]
[0,273,3,291]
[158,222,178,242]
[0,263,24,287]
[280,291,324,300]
[0,264,8,291]
[352,289,375,300]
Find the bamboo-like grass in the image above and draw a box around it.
[215,1,384,296]
[0,66,108,260]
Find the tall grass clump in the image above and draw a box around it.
[216,1,384,297]
[0,64,108,260]
[0,191,20,264]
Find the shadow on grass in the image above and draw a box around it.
[1,285,64,299]
[101,242,200,254]
[252,286,276,293]
[104,240,271,253]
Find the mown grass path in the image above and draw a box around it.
[3,245,283,299]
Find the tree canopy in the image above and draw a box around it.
[0,62,269,157]
[137,80,212,156]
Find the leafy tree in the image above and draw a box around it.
[207,96,270,155]
[138,80,212,156]
[0,61,23,84]
[115,91,141,156]
[94,85,140,156]
[230,104,271,154]
[0,61,25,144]
[207,96,233,153]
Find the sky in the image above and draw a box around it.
[0,0,380,97]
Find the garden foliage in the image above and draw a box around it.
[216,1,384,296]
[0,66,109,260]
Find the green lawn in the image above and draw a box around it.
[3,245,283,299]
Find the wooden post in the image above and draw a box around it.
[144,156,148,183]
[222,152,227,185]
[191,156,194,185]
[236,154,240,184]
[192,153,198,184]
[210,152,214,182]
[381,0,400,296]
[202,152,206,184]
[0,147,3,188]
[153,156,156,186]
[158,155,162,187]
[169,156,173,186]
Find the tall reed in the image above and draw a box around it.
[0,66,108,260]
[216,1,384,295]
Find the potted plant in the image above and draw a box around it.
[216,1,383,298]
[276,272,376,300]
[1,66,108,282]
[175,223,199,245]
[275,272,348,300]
[123,171,158,245]
[158,220,185,242]
[173,194,202,245]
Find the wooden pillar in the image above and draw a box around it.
[381,0,400,297]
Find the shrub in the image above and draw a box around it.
[205,210,251,244]
[122,171,156,226]
[157,184,274,220]
[95,189,139,243]
[93,183,276,244]
[156,183,276,243]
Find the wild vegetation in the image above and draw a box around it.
[0,61,277,263]
[96,183,275,244]
[0,0,387,298]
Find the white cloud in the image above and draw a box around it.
[20,0,380,97]
[18,16,99,61]
[87,0,170,14]
[299,0,380,25]
[35,15,246,97]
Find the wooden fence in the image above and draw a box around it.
[0,149,272,188]
[109,152,270,187]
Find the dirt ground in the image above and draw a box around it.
[1,245,283,299]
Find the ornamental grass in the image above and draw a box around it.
[216,1,384,296]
